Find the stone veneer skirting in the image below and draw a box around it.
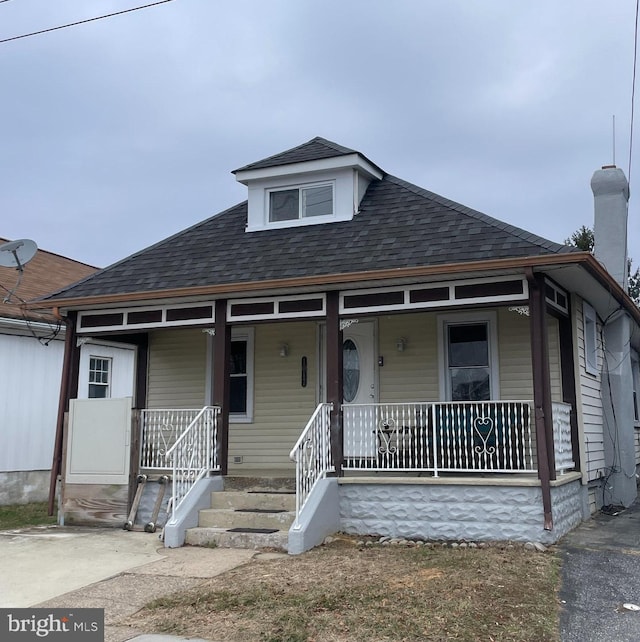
[338,474,585,544]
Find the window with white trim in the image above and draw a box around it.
[229,329,254,422]
[438,312,499,401]
[268,182,334,222]
[88,356,111,398]
[583,302,598,376]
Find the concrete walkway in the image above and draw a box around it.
[559,502,640,642]
[0,526,257,642]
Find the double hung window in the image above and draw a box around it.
[439,312,498,402]
[88,356,111,398]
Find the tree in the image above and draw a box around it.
[565,225,594,252]
[566,225,640,306]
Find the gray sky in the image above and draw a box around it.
[1,0,638,270]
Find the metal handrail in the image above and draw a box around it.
[289,402,334,527]
[165,405,220,520]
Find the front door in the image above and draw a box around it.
[342,321,377,457]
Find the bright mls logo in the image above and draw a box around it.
[1,609,104,641]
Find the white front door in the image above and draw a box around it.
[342,321,377,457]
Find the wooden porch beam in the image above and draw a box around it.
[213,299,231,475]
[48,311,79,516]
[527,270,554,530]
[326,291,343,475]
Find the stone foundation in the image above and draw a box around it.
[339,475,584,544]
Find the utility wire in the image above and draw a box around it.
[0,0,175,44]
[629,0,640,181]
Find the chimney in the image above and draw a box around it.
[591,165,629,290]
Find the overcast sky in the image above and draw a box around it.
[1,1,638,272]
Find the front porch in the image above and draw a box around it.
[136,398,580,551]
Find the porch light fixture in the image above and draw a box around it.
[396,337,407,352]
[279,343,289,357]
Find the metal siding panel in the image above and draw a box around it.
[0,333,64,472]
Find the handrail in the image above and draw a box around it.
[165,405,220,520]
[289,402,334,527]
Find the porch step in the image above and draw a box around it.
[185,477,296,552]
[197,507,295,530]
[210,490,295,511]
[184,527,289,551]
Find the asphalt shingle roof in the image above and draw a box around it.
[0,238,96,320]
[233,136,371,172]
[43,172,575,302]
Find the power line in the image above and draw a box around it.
[629,0,639,181]
[0,0,175,44]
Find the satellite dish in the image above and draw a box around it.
[0,239,38,304]
[0,239,38,270]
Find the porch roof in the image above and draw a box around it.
[37,172,576,306]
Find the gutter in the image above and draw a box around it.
[27,252,603,311]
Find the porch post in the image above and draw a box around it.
[48,311,79,515]
[527,270,554,530]
[326,291,344,476]
[213,299,231,476]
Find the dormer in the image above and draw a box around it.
[233,137,384,232]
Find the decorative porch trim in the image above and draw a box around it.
[508,306,530,316]
[339,276,528,315]
[77,302,216,333]
[227,294,326,322]
[339,318,359,331]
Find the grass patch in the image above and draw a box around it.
[133,540,560,642]
[0,502,56,530]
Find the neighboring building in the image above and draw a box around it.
[33,139,640,552]
[0,240,96,504]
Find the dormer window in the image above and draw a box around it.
[269,182,334,222]
[234,136,384,233]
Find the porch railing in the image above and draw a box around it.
[140,408,207,470]
[289,402,334,527]
[552,401,574,474]
[342,401,536,474]
[164,406,220,519]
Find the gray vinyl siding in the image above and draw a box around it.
[576,298,605,479]
[146,328,207,409]
[228,321,317,471]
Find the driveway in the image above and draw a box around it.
[0,525,256,642]
[560,502,640,641]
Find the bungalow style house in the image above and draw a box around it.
[34,138,640,553]
[0,240,95,504]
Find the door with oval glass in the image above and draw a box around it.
[342,321,377,457]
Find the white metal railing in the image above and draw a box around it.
[552,401,574,474]
[140,409,206,470]
[289,402,334,527]
[342,401,536,474]
[164,406,220,518]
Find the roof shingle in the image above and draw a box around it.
[42,173,575,302]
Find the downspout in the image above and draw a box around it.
[526,270,554,530]
[48,308,77,516]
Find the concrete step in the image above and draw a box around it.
[198,508,295,530]
[185,526,288,551]
[210,490,296,511]
[223,476,295,492]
